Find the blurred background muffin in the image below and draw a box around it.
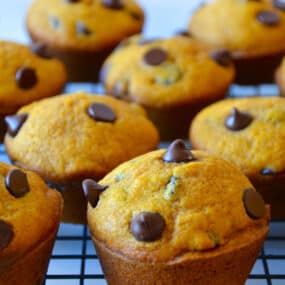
[189,0,285,84]
[0,162,62,284]
[4,92,159,224]
[26,0,144,82]
[100,35,235,140]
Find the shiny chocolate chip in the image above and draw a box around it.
[102,0,124,9]
[0,220,14,250]
[88,103,116,122]
[163,139,195,163]
[82,179,108,207]
[76,22,92,35]
[225,108,253,131]
[30,42,51,59]
[5,113,28,137]
[256,10,280,26]
[143,48,168,66]
[243,189,265,219]
[274,0,285,11]
[130,211,166,242]
[16,67,37,89]
[5,169,30,198]
[210,49,232,67]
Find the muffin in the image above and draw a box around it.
[190,97,285,219]
[189,0,285,84]
[26,0,144,82]
[0,162,62,284]
[100,35,235,139]
[4,92,159,224]
[275,56,285,96]
[0,40,66,140]
[85,140,269,285]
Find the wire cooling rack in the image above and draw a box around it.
[0,83,284,285]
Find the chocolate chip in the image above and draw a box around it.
[102,0,124,9]
[5,113,28,137]
[82,179,108,207]
[76,22,92,36]
[129,11,142,21]
[225,108,253,131]
[210,49,232,67]
[30,42,52,59]
[0,220,14,250]
[243,189,265,219]
[175,30,192,37]
[143,48,168,66]
[163,139,195,163]
[130,212,166,242]
[5,169,30,198]
[273,0,285,11]
[256,10,280,26]
[49,16,60,29]
[88,103,116,122]
[15,67,37,90]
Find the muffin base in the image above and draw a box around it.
[275,67,285,97]
[92,216,269,285]
[0,227,58,285]
[232,52,284,85]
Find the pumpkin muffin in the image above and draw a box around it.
[189,0,285,84]
[190,96,285,219]
[4,92,159,224]
[275,56,285,96]
[26,0,144,82]
[100,35,235,139]
[0,162,62,284]
[0,40,66,140]
[85,140,269,285]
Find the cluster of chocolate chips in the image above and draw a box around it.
[0,169,30,250]
[88,103,116,122]
[225,107,253,131]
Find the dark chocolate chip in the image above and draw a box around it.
[49,16,60,29]
[15,67,37,90]
[163,139,195,163]
[5,113,28,137]
[256,10,280,26]
[0,220,14,250]
[88,103,116,122]
[76,22,92,36]
[175,30,192,37]
[274,0,285,11]
[225,107,253,131]
[102,0,124,9]
[129,11,142,21]
[143,48,168,66]
[130,211,166,242]
[82,179,108,207]
[210,49,232,67]
[243,189,265,219]
[5,169,30,198]
[30,42,52,59]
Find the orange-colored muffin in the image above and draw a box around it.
[4,92,159,224]
[0,162,62,284]
[26,0,144,82]
[85,140,269,285]
[0,40,66,140]
[100,35,235,139]
[189,0,285,84]
[190,97,285,219]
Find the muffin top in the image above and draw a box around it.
[100,35,235,109]
[5,92,159,184]
[87,140,267,262]
[189,0,285,57]
[0,162,62,264]
[190,97,285,183]
[26,0,144,51]
[0,41,66,114]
